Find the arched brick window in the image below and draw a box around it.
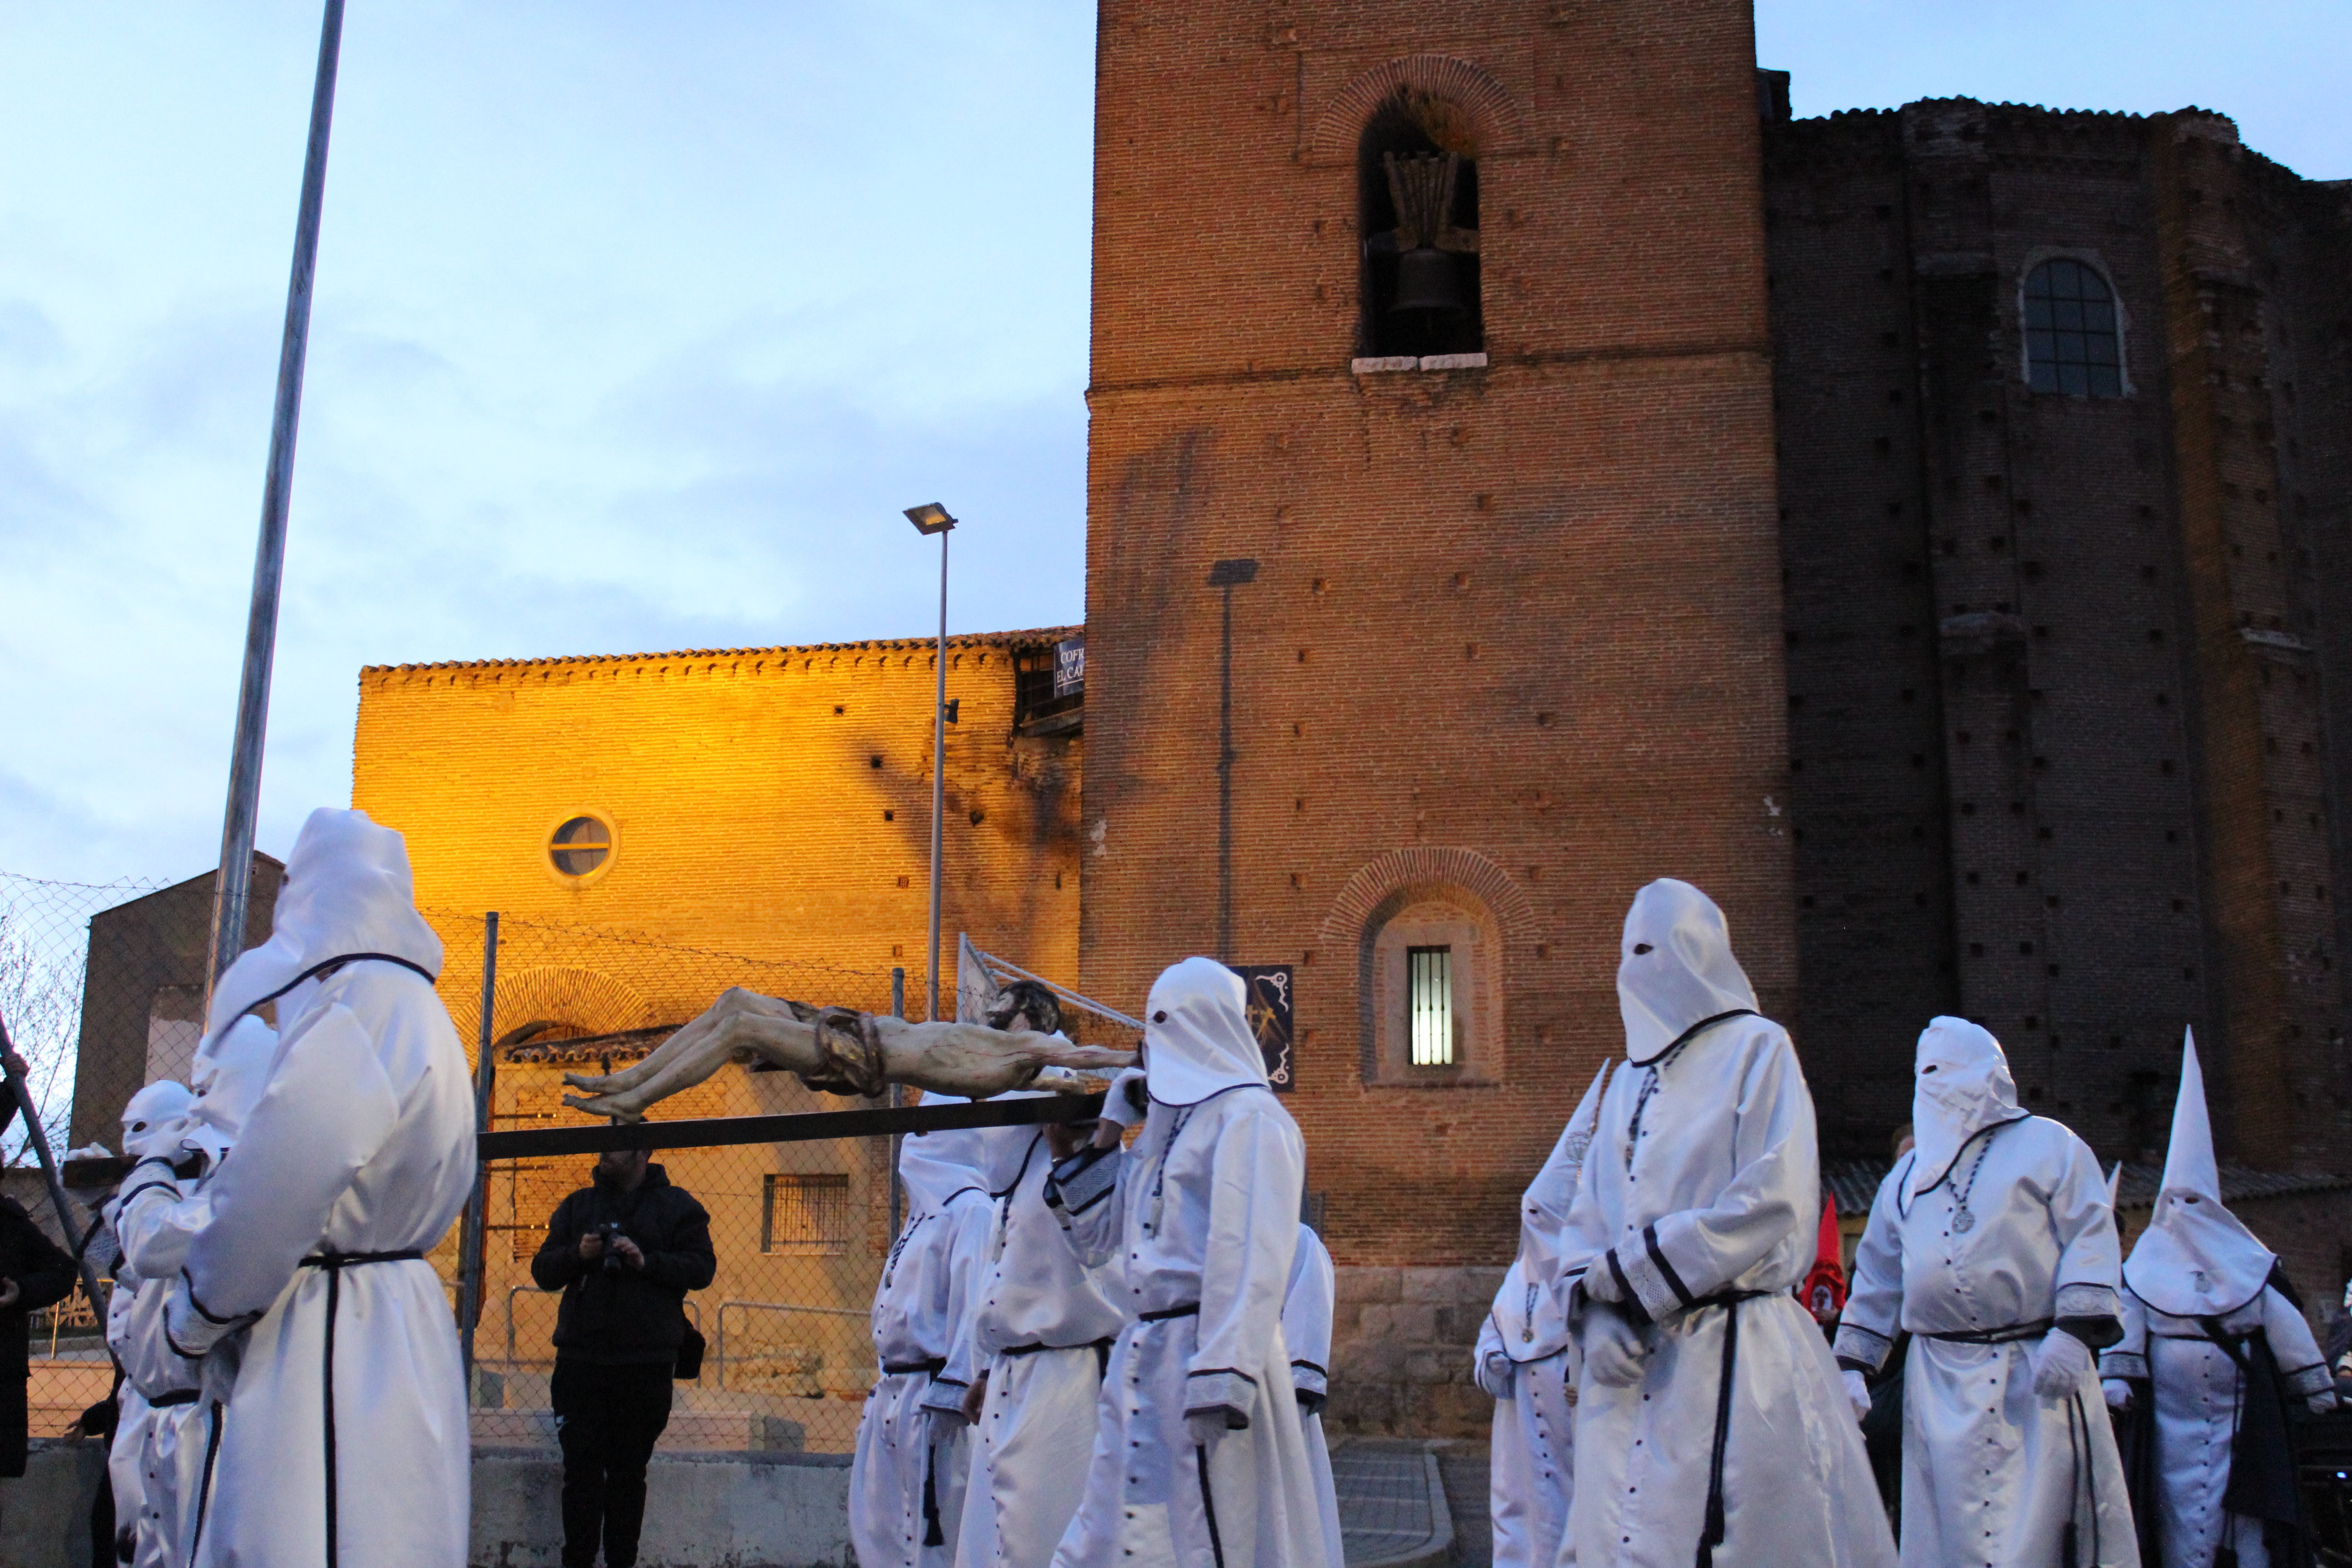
[1358,92,1483,360]
[2023,258,2123,397]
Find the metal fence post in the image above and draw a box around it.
[455,912,499,1374]
[0,1017,107,1315]
[889,966,905,1239]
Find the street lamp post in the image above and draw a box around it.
[902,504,958,1021]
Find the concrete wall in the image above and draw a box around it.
[0,1444,854,1568]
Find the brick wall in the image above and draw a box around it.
[1081,0,1793,1291]
[1769,99,2352,1169]
[350,630,1083,1010]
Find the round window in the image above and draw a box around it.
[549,816,612,877]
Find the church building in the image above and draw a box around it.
[345,0,2352,1436]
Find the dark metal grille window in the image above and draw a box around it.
[762,1173,851,1255]
[1407,946,1454,1066]
[2024,260,2122,396]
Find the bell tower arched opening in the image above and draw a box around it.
[1357,91,1484,360]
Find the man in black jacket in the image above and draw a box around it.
[531,1148,715,1568]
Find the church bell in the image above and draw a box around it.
[1389,245,1465,314]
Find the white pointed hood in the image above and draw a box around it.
[120,1080,195,1162]
[1140,956,1269,1106]
[2124,1029,2274,1317]
[897,1093,1040,1216]
[1617,879,1759,1065]
[1517,1060,1614,1288]
[201,808,443,1052]
[1906,1016,2028,1202]
[183,1015,279,1167]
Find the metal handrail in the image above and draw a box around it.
[714,1299,866,1391]
[498,1282,701,1367]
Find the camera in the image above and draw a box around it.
[596,1220,628,1272]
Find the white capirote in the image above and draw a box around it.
[1559,879,1894,1568]
[162,808,476,1568]
[1837,1018,2136,1568]
[1044,957,1328,1568]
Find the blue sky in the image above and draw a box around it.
[1,1,2343,885]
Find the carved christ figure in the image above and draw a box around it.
[561,986,1134,1120]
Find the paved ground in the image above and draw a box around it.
[1331,1438,1491,1567]
[1431,1443,1492,1568]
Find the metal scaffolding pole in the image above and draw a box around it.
[204,0,348,994]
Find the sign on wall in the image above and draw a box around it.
[1232,964,1294,1092]
[1054,636,1086,699]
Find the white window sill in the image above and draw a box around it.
[1351,352,1489,375]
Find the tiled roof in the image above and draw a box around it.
[1823,1156,2352,1217]
[361,625,1083,676]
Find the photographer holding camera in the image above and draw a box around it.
[532,1147,716,1568]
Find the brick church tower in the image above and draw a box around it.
[1078,0,1794,1421]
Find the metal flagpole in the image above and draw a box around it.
[203,0,349,994]
[456,913,499,1371]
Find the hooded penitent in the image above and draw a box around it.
[2123,1029,2273,1318]
[2103,1028,2333,1568]
[201,807,443,1055]
[1839,1015,2134,1568]
[118,1081,193,1162]
[1478,1062,1610,1568]
[1906,1016,2029,1204]
[162,806,476,1568]
[181,1014,279,1170]
[1139,956,1269,1105]
[1803,1196,1847,1323]
[1042,956,1325,1568]
[853,1093,1013,1568]
[1556,880,1896,1568]
[1616,878,1759,1065]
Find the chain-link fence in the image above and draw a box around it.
[2,868,991,1455]
[427,907,958,1457]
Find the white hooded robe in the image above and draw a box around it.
[1282,1223,1344,1568]
[111,1018,276,1568]
[853,1105,1024,1568]
[161,809,477,1568]
[1837,1017,2136,1568]
[954,1111,1132,1568]
[2100,1031,2333,1568]
[105,1080,192,1568]
[1558,879,1894,1568]
[1044,957,1328,1568]
[1480,1061,1608,1568]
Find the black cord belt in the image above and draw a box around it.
[148,1389,201,1408]
[1924,1317,2052,1345]
[882,1357,947,1376]
[300,1250,426,1269]
[1000,1337,1117,1357]
[1141,1303,1200,1322]
[1693,1289,1772,1568]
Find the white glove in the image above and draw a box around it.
[926,1406,969,1443]
[1099,1067,1149,1128]
[1583,1307,1647,1389]
[1185,1408,1235,1449]
[1580,1258,1625,1305]
[2102,1378,2133,1411]
[1841,1368,1872,1422]
[1475,1350,1515,1401]
[2309,1389,2340,1415]
[2030,1329,2093,1400]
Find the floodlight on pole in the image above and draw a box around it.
[902,504,958,1021]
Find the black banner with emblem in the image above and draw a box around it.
[1232,964,1294,1092]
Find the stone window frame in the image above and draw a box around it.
[2016,247,2135,398]
[544,810,620,886]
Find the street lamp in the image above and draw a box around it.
[902,503,957,1022]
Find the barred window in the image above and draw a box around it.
[762,1174,851,1256]
[2024,260,2122,397]
[1407,946,1454,1066]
